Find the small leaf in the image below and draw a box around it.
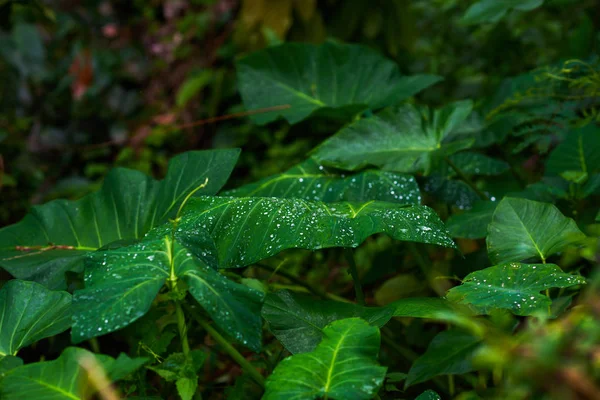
[237,41,442,125]
[415,390,442,400]
[446,201,497,239]
[546,125,600,177]
[0,280,71,358]
[176,196,456,269]
[262,290,393,353]
[448,152,509,176]
[462,0,544,25]
[312,101,474,175]
[390,297,458,318]
[406,330,481,387]
[446,262,586,316]
[263,318,386,400]
[224,158,421,205]
[487,197,586,264]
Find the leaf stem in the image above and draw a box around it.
[175,301,190,356]
[344,249,365,306]
[184,303,265,388]
[444,156,489,201]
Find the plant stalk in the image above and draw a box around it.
[344,248,365,305]
[175,301,190,356]
[444,156,490,201]
[184,303,265,388]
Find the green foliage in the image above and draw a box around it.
[462,0,545,25]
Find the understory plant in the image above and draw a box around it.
[0,38,599,400]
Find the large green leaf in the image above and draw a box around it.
[486,197,586,264]
[0,347,147,399]
[462,0,544,25]
[0,149,240,289]
[446,201,497,239]
[446,262,586,316]
[263,318,386,400]
[175,196,456,268]
[406,330,481,387]
[0,280,71,358]
[311,101,475,175]
[72,235,263,351]
[223,158,421,205]
[237,41,442,125]
[262,290,393,354]
[545,125,600,178]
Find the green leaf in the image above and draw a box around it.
[0,356,23,377]
[0,280,71,358]
[462,0,544,25]
[423,174,480,210]
[72,236,264,351]
[446,201,497,239]
[223,158,421,205]
[263,318,386,400]
[448,152,510,176]
[175,196,455,269]
[546,125,600,177]
[487,197,586,264]
[312,101,474,175]
[148,350,204,400]
[406,330,481,387]
[416,390,442,400]
[0,149,240,289]
[0,347,147,399]
[176,70,213,107]
[390,297,458,318]
[446,262,586,316]
[262,290,393,354]
[237,41,442,125]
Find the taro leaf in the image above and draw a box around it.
[176,196,456,269]
[223,158,421,205]
[487,197,586,264]
[446,201,497,239]
[237,41,442,125]
[262,290,393,354]
[0,149,240,289]
[72,236,264,351]
[446,262,586,316]
[448,152,509,176]
[0,347,147,400]
[406,330,481,387]
[0,356,23,377]
[390,297,458,319]
[415,390,442,400]
[423,174,481,210]
[312,101,474,175]
[263,318,386,400]
[462,0,544,25]
[546,125,600,177]
[0,280,71,358]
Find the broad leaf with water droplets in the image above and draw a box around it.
[487,197,586,264]
[263,318,386,400]
[0,280,71,359]
[223,158,421,205]
[446,262,586,316]
[262,290,393,354]
[0,149,241,289]
[237,41,442,125]
[177,196,455,269]
[72,236,263,350]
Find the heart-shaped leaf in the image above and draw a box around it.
[312,101,475,175]
[0,347,147,400]
[224,158,421,205]
[72,235,263,350]
[262,290,393,354]
[446,262,586,316]
[0,149,240,289]
[406,330,481,387]
[237,41,442,125]
[0,280,71,359]
[175,196,456,268]
[486,197,586,264]
[263,318,386,400]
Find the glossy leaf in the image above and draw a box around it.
[446,262,586,316]
[462,0,544,25]
[223,158,421,205]
[0,347,147,399]
[0,149,240,289]
[0,280,71,358]
[262,290,393,353]
[406,330,481,387]
[176,196,456,268]
[312,101,474,175]
[446,201,497,239]
[487,197,586,264]
[72,236,263,351]
[263,318,386,400]
[237,41,442,125]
